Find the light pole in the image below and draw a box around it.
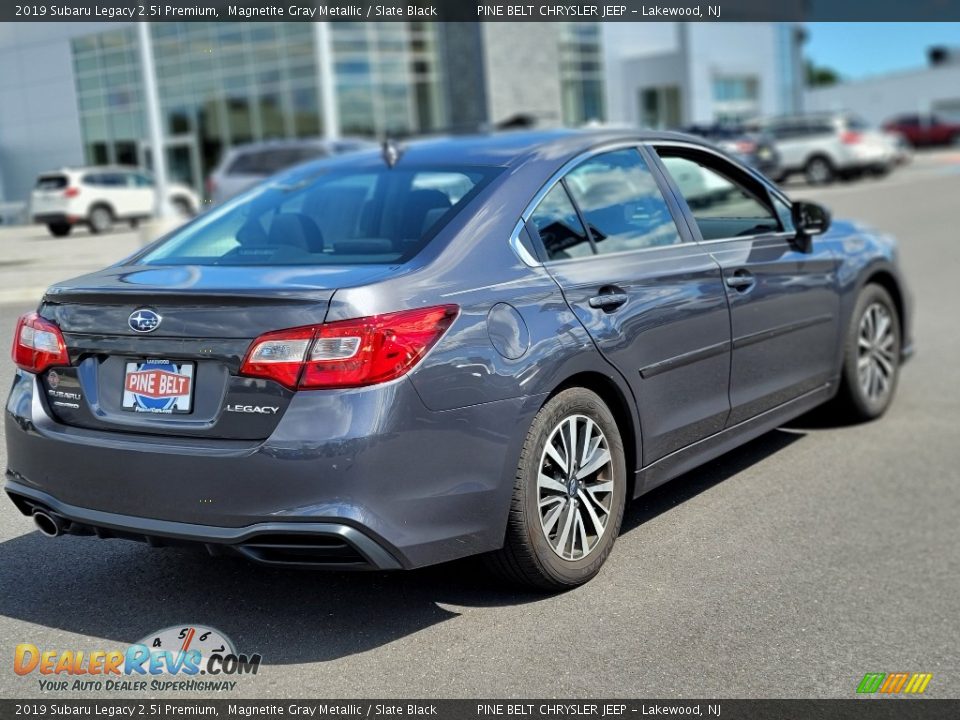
[137,21,172,219]
[314,21,340,141]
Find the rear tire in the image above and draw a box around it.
[486,387,627,590]
[804,155,835,185]
[47,223,71,237]
[88,205,113,234]
[834,284,901,421]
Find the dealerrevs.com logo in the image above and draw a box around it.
[14,625,262,693]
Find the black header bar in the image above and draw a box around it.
[5,0,960,23]
[2,700,960,720]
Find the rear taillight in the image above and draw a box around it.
[11,313,69,373]
[734,140,757,154]
[64,186,80,198]
[240,305,459,390]
[840,131,862,145]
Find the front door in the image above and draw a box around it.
[528,147,732,465]
[654,146,840,426]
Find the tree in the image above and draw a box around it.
[805,60,841,88]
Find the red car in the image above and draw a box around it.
[883,114,960,147]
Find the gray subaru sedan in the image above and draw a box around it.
[5,130,912,589]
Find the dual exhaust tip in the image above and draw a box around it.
[32,510,65,538]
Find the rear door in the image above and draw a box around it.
[529,146,732,464]
[652,145,840,426]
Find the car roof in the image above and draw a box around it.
[283,128,706,173]
[225,137,374,154]
[39,165,144,174]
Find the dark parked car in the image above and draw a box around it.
[680,123,781,178]
[883,114,960,147]
[6,130,912,589]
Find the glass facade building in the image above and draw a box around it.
[69,22,601,195]
[71,22,447,192]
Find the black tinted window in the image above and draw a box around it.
[35,175,67,190]
[530,183,593,261]
[565,149,682,254]
[139,164,499,266]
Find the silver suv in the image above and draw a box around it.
[758,113,896,185]
[206,138,373,204]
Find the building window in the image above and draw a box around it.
[559,23,605,125]
[639,86,681,129]
[711,75,760,123]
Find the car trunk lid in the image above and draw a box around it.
[37,263,393,440]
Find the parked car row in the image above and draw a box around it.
[683,112,910,187]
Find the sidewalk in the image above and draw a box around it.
[0,223,172,305]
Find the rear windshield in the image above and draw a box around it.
[139,164,499,266]
[227,147,327,175]
[35,175,68,190]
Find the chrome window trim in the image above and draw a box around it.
[509,220,540,268]
[511,138,801,268]
[519,140,646,226]
[651,139,795,207]
[518,140,697,267]
[651,139,799,244]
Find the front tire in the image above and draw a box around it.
[835,284,901,421]
[487,387,627,590]
[47,223,71,237]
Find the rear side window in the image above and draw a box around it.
[530,184,593,261]
[139,164,499,266]
[564,148,682,254]
[83,172,127,187]
[35,175,67,190]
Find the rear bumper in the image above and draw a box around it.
[5,478,401,570]
[32,213,75,225]
[5,371,541,569]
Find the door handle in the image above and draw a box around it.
[725,270,756,292]
[588,291,629,311]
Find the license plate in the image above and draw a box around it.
[122,359,194,414]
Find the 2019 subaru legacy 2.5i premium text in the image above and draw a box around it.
[5,130,912,589]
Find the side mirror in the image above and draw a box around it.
[792,201,831,237]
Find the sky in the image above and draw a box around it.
[805,23,960,79]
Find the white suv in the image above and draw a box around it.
[758,113,897,185]
[31,167,200,237]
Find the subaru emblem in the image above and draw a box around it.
[128,309,162,333]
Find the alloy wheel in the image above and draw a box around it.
[536,414,614,561]
[857,301,897,404]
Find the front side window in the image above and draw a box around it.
[138,164,499,266]
[564,148,682,255]
[657,152,780,241]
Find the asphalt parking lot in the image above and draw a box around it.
[0,151,958,699]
